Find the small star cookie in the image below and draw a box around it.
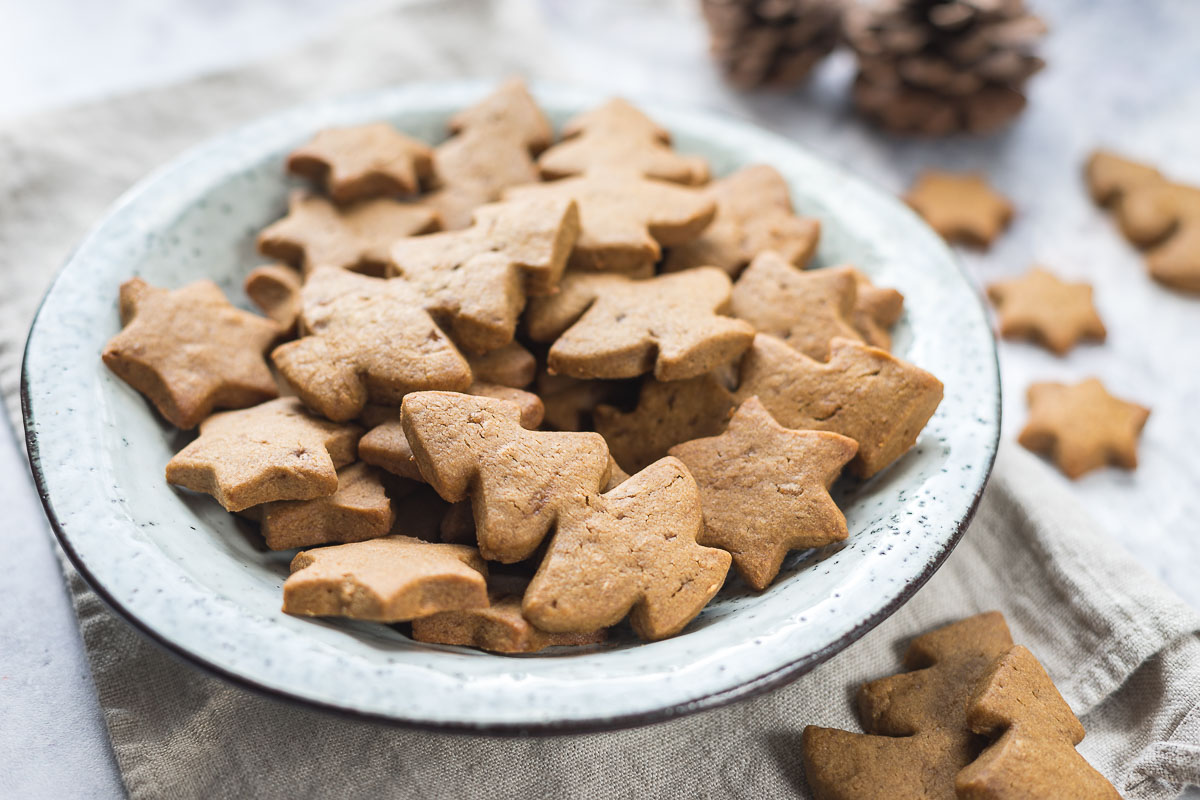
[526,267,755,381]
[412,586,607,654]
[165,397,361,512]
[282,535,488,623]
[250,462,394,551]
[987,267,1106,355]
[102,278,280,429]
[244,263,303,331]
[286,123,434,203]
[1018,378,1149,478]
[670,397,858,590]
[849,268,905,351]
[904,170,1014,247]
[464,341,537,388]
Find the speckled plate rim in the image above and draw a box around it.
[22,80,1001,735]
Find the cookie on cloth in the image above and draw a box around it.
[670,397,858,590]
[987,267,1106,355]
[282,535,488,623]
[401,391,613,563]
[957,645,1120,799]
[258,191,440,276]
[102,278,281,429]
[802,612,1014,800]
[735,334,943,478]
[663,164,820,276]
[389,197,580,353]
[165,397,361,512]
[286,123,434,203]
[730,253,864,361]
[537,98,709,185]
[594,372,735,474]
[904,170,1013,248]
[505,171,716,274]
[523,457,731,641]
[525,268,754,381]
[1018,378,1149,479]
[244,264,303,332]
[271,267,472,422]
[247,462,394,551]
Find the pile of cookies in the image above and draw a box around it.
[102,80,944,651]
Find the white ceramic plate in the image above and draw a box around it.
[22,81,999,733]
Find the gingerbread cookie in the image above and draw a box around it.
[730,254,864,361]
[957,645,1119,799]
[736,335,943,478]
[537,372,640,432]
[465,341,537,388]
[244,264,303,331]
[102,278,280,429]
[412,585,607,654]
[505,171,716,274]
[401,391,612,563]
[389,484,456,542]
[1085,150,1162,206]
[389,197,580,353]
[1116,179,1200,293]
[286,123,434,203]
[258,190,440,276]
[802,612,1014,800]
[282,535,488,622]
[904,171,1014,248]
[538,98,709,185]
[526,268,754,381]
[663,164,820,276]
[359,384,544,481]
[271,267,471,421]
[1018,378,1149,479]
[523,457,731,641]
[987,267,1106,355]
[252,462,394,551]
[165,397,361,512]
[594,372,734,473]
[670,397,858,590]
[447,79,553,153]
[848,268,905,351]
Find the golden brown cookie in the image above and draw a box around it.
[389,197,580,352]
[670,397,858,590]
[257,190,440,276]
[526,268,755,381]
[1018,378,1149,479]
[736,335,943,478]
[523,457,731,641]
[802,612,1015,800]
[401,391,612,563]
[465,341,537,388]
[251,462,394,551]
[102,278,280,429]
[730,254,864,361]
[848,268,905,351]
[1117,180,1200,293]
[537,98,709,185]
[282,535,488,622]
[536,372,639,432]
[957,645,1120,800]
[904,171,1014,248]
[358,384,544,481]
[987,267,1106,355]
[505,171,717,274]
[663,164,821,276]
[286,123,434,203]
[165,397,361,512]
[412,587,607,654]
[1085,150,1162,206]
[447,78,553,153]
[594,372,734,473]
[244,263,303,332]
[271,267,471,421]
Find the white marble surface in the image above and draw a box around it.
[1,0,1197,797]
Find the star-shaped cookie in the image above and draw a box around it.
[670,397,858,590]
[987,267,1106,354]
[904,170,1014,248]
[849,267,905,351]
[257,190,440,275]
[525,267,755,381]
[165,397,361,511]
[1018,378,1149,478]
[250,462,395,551]
[412,587,607,654]
[286,123,434,203]
[102,278,281,429]
[244,263,303,331]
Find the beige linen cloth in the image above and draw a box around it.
[1,1,1198,797]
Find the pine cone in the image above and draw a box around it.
[845,0,1047,135]
[702,0,843,89]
